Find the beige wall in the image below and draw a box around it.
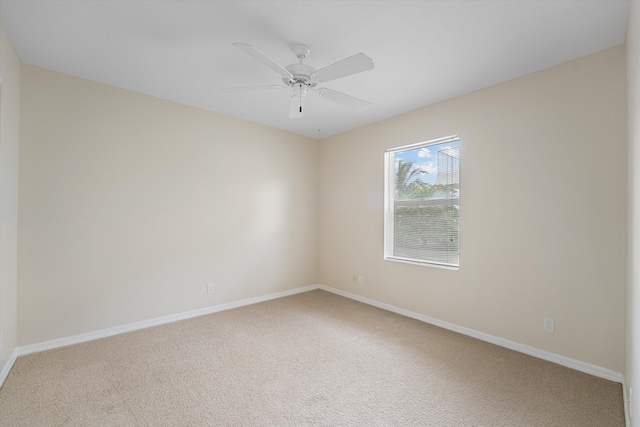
[0,24,20,372]
[627,0,640,424]
[319,47,627,373]
[11,29,630,380]
[18,65,318,346]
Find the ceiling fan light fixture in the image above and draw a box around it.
[290,82,307,118]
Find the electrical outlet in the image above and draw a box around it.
[207,284,215,294]
[352,275,357,284]
[543,317,555,333]
[357,276,364,285]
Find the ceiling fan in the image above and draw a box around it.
[221,43,374,118]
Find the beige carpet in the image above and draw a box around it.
[0,290,625,426]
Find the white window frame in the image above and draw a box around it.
[384,135,460,270]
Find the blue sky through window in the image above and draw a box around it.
[394,140,460,186]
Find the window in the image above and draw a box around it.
[384,136,460,269]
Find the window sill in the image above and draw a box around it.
[384,256,459,271]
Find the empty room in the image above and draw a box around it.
[1,1,639,425]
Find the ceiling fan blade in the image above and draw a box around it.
[232,43,293,79]
[316,88,371,111]
[313,53,374,83]
[218,85,287,93]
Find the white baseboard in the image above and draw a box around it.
[10,283,624,389]
[0,349,18,389]
[17,284,321,357]
[623,376,630,427]
[318,285,624,384]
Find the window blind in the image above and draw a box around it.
[384,136,460,268]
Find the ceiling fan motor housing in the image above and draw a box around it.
[283,63,318,87]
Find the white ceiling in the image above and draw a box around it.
[0,1,631,139]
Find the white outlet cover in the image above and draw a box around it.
[543,317,555,333]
